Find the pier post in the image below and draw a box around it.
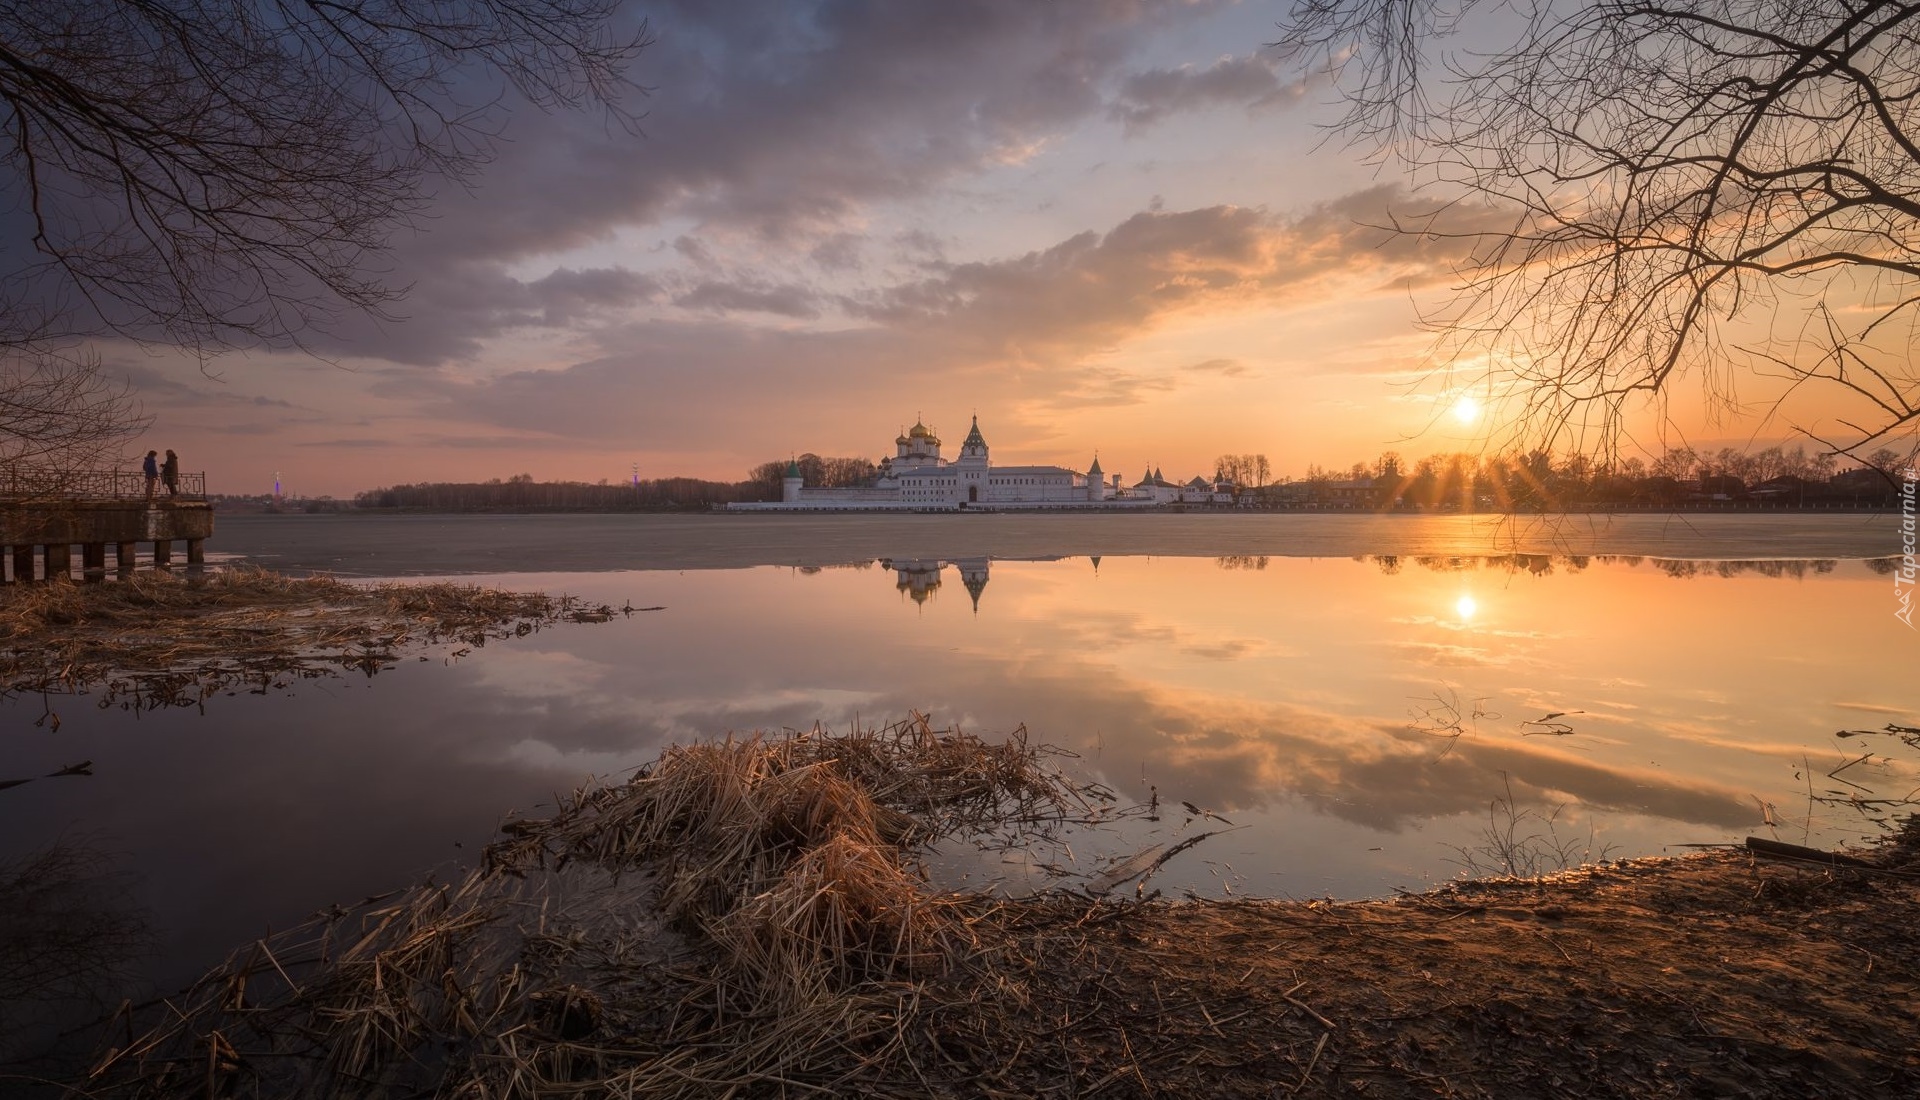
[186,538,205,565]
[2,501,210,581]
[44,542,72,582]
[82,542,107,581]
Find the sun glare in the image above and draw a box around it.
[1455,594,1478,621]
[1451,395,1481,425]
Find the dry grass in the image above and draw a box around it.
[0,566,619,717]
[63,715,1920,1098]
[78,715,1098,1099]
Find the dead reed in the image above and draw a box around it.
[0,566,620,717]
[80,715,1097,1099]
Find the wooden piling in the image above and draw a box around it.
[187,538,205,565]
[117,541,138,573]
[153,539,173,567]
[44,542,72,582]
[82,542,107,580]
[11,544,33,583]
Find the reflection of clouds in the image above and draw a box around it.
[470,650,612,697]
[500,739,657,779]
[1181,637,1270,661]
[893,660,1757,835]
[1029,607,1276,662]
[1384,640,1513,668]
[1834,701,1913,716]
[1391,614,1554,640]
[1675,734,1845,761]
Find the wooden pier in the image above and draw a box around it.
[0,471,214,582]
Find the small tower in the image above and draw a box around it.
[957,557,990,612]
[781,457,803,504]
[955,415,989,504]
[1086,454,1105,502]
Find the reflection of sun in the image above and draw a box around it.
[1455,594,1478,621]
[1451,395,1481,424]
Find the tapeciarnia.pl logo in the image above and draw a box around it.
[1898,468,1917,628]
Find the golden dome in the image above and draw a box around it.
[908,421,931,439]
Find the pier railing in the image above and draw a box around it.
[0,466,208,502]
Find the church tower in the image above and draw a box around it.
[956,415,989,504]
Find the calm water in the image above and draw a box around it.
[2,514,1915,1051]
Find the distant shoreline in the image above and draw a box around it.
[224,500,1903,517]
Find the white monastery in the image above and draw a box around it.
[728,416,1232,511]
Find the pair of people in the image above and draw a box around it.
[142,449,180,499]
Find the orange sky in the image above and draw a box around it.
[98,1,1897,498]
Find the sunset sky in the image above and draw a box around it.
[105,0,1844,498]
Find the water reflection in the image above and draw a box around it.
[0,551,1913,1026]
[878,555,1058,611]
[0,843,153,1067]
[1356,552,1860,578]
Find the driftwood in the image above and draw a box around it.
[1744,836,1879,869]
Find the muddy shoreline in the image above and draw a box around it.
[940,844,1920,1098]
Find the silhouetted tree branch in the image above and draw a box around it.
[1,0,648,356]
[0,2,646,474]
[1276,0,1920,466]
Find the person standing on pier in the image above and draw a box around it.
[142,450,159,500]
[162,450,180,497]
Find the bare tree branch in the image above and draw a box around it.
[1276,0,1920,466]
[0,0,647,469]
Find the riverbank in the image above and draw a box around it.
[72,721,1919,1099]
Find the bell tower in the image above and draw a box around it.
[956,415,989,504]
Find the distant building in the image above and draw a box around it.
[733,416,1224,510]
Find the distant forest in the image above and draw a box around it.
[355,454,875,511]
[356,473,765,511]
[354,444,1912,512]
[1286,443,1910,509]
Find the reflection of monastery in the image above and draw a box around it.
[881,554,1077,613]
[886,557,992,610]
[727,416,1232,511]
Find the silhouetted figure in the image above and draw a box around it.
[141,450,158,500]
[161,449,179,497]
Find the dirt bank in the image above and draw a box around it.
[938,843,1920,1098]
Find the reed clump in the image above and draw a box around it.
[81,715,1095,1099]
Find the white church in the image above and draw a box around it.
[728,416,1231,511]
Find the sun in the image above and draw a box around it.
[1455,594,1478,621]
[1451,395,1482,425]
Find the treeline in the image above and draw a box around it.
[1212,453,1272,487]
[356,473,771,511]
[745,454,880,497]
[1279,444,1910,508]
